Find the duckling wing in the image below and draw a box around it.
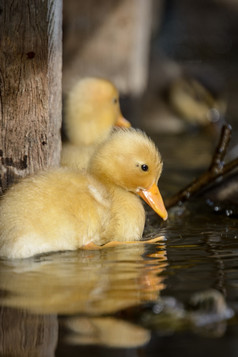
[101,189,146,244]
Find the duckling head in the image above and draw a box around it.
[89,129,168,221]
[65,77,130,146]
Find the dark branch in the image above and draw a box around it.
[209,123,232,173]
[165,123,238,209]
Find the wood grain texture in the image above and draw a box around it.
[0,307,58,356]
[0,0,62,194]
[63,0,155,96]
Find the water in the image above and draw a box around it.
[0,131,237,356]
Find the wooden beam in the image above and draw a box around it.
[63,0,157,96]
[0,0,62,194]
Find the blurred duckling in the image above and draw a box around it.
[167,76,226,126]
[61,77,130,170]
[0,129,167,259]
[143,72,226,134]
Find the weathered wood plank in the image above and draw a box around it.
[0,0,62,194]
[63,0,156,96]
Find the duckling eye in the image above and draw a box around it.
[141,164,148,172]
[113,98,118,104]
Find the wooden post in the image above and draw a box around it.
[0,0,62,194]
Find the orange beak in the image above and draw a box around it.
[138,183,168,221]
[115,113,131,128]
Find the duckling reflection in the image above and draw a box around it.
[0,242,167,315]
[63,316,151,348]
[60,247,167,348]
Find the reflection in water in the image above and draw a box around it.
[0,308,58,357]
[0,242,167,350]
[135,289,234,339]
[0,242,167,315]
[64,316,151,348]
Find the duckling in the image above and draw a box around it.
[0,129,167,259]
[167,76,226,126]
[142,62,226,134]
[61,77,130,170]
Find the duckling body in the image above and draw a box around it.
[61,77,130,170]
[61,144,95,171]
[0,169,109,259]
[0,129,167,259]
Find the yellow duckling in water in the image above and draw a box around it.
[0,129,167,259]
[61,77,130,170]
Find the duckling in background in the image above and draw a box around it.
[61,77,130,170]
[0,129,167,259]
[142,61,226,134]
[166,76,227,127]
